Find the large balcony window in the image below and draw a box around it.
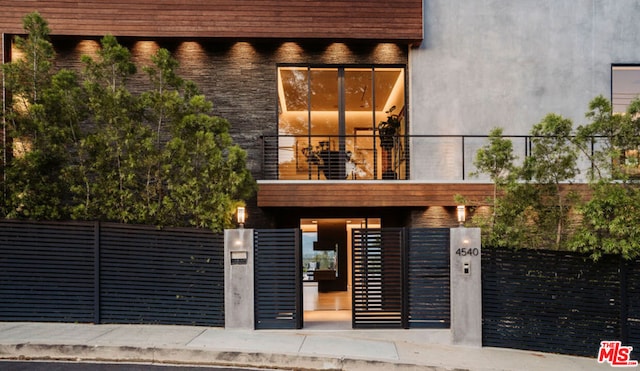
[273,65,407,180]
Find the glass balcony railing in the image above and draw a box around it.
[260,134,611,182]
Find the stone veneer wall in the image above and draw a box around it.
[410,207,459,229]
[46,37,408,227]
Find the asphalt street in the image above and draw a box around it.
[0,361,287,371]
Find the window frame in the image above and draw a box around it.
[275,63,408,180]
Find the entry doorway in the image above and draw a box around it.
[300,217,381,329]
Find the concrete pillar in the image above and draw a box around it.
[224,228,254,329]
[450,227,482,347]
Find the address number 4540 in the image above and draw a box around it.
[455,248,479,257]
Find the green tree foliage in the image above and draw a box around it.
[1,12,80,219]
[72,34,153,223]
[3,12,54,104]
[569,182,640,260]
[522,114,579,249]
[139,48,256,229]
[161,95,256,229]
[486,182,547,249]
[1,12,256,231]
[574,95,630,181]
[71,35,255,230]
[471,97,640,260]
[470,116,580,250]
[471,127,516,231]
[139,48,193,220]
[569,96,640,260]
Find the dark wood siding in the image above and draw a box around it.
[0,1,423,43]
[257,182,591,208]
[258,182,495,207]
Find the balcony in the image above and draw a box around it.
[257,134,601,208]
[261,134,602,182]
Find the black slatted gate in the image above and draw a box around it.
[254,229,302,329]
[407,228,450,328]
[352,228,404,328]
[352,228,450,329]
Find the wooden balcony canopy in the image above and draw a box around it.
[257,181,592,208]
[0,1,423,44]
[258,181,495,208]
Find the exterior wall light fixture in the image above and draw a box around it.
[237,206,246,228]
[457,205,466,227]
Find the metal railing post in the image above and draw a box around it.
[462,136,466,180]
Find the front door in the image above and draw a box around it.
[300,218,381,328]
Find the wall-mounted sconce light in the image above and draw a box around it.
[237,206,245,228]
[457,205,466,227]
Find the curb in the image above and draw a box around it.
[0,343,457,371]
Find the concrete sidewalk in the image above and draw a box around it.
[0,322,611,370]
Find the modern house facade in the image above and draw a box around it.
[2,1,640,330]
[4,1,639,228]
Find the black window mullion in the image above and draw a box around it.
[338,68,346,155]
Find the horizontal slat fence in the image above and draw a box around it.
[99,224,224,326]
[483,248,639,358]
[626,261,640,352]
[0,221,96,322]
[0,220,224,326]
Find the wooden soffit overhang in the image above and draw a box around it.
[258,181,593,208]
[257,181,495,208]
[0,1,423,45]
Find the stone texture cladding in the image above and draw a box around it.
[45,37,408,227]
[51,38,407,176]
[411,207,460,229]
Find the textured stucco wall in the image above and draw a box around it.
[410,0,640,180]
